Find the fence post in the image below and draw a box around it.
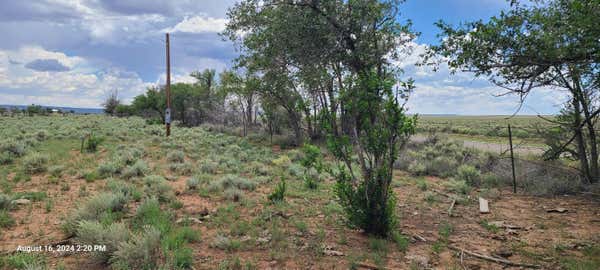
[508,124,517,193]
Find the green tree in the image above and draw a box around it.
[431,0,600,183]
[225,0,417,236]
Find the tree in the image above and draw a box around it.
[220,70,260,136]
[102,89,120,116]
[225,0,417,236]
[131,87,165,122]
[431,0,600,183]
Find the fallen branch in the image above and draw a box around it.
[448,245,541,269]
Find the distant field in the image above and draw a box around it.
[416,115,553,140]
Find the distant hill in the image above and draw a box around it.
[0,104,104,114]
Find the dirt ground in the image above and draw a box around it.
[2,159,599,269]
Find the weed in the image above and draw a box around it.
[391,231,409,252]
[268,176,286,203]
[479,219,500,233]
[132,197,172,234]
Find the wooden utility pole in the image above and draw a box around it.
[165,33,171,137]
[508,124,516,193]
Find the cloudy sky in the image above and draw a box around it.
[0,0,567,114]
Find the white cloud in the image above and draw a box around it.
[163,16,228,34]
[0,46,152,107]
[395,41,568,115]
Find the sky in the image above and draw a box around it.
[0,0,568,114]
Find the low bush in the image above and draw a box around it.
[167,150,185,163]
[63,192,128,236]
[200,161,218,174]
[224,187,244,202]
[168,162,193,176]
[445,179,471,195]
[210,234,241,251]
[75,221,130,263]
[0,193,11,210]
[48,165,65,177]
[0,139,26,157]
[98,161,123,177]
[457,165,481,186]
[122,160,149,179]
[22,152,48,174]
[0,210,15,228]
[85,134,103,152]
[111,226,162,269]
[143,175,174,202]
[208,175,255,193]
[186,177,200,190]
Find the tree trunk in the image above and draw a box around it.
[573,73,599,183]
[572,96,592,182]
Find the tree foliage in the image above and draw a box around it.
[225,0,417,236]
[431,0,600,183]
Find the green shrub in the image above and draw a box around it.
[132,197,172,234]
[427,156,458,177]
[210,234,241,252]
[304,167,320,190]
[168,162,193,176]
[287,163,304,178]
[0,139,26,157]
[481,173,501,188]
[407,162,426,176]
[445,179,471,195]
[106,180,142,202]
[12,191,47,202]
[143,175,174,202]
[111,226,162,269]
[186,177,200,190]
[1,253,46,270]
[22,153,48,174]
[85,134,103,152]
[0,193,12,210]
[200,161,218,174]
[0,210,15,228]
[334,168,397,237]
[48,165,65,177]
[63,192,128,236]
[268,176,286,203]
[98,161,123,177]
[224,187,244,202]
[272,155,291,168]
[75,221,130,263]
[123,160,149,179]
[0,151,14,165]
[209,175,256,192]
[457,165,481,186]
[167,150,185,163]
[391,231,409,252]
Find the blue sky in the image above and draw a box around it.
[0,0,567,114]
